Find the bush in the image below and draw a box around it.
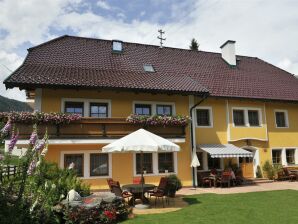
[262,161,275,180]
[167,174,182,190]
[0,122,91,224]
[60,198,130,224]
[256,165,263,178]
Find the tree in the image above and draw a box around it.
[189,38,199,51]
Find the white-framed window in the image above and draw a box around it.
[133,152,178,176]
[133,101,175,116]
[112,40,123,52]
[232,107,262,127]
[196,106,213,127]
[196,150,224,171]
[60,150,112,179]
[272,149,282,164]
[286,148,295,165]
[61,98,111,118]
[274,110,289,128]
[135,153,153,174]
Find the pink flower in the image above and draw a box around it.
[27,160,37,175]
[35,139,45,151]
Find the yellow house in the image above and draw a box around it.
[4,36,298,189]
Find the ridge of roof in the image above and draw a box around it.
[28,34,258,60]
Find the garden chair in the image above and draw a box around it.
[148,177,169,207]
[217,171,232,188]
[110,184,134,205]
[132,177,142,184]
[107,178,120,192]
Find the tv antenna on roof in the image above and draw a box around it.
[157,29,166,48]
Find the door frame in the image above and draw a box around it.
[240,146,260,178]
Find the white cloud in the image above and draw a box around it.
[1,0,298,102]
[0,51,26,101]
[96,0,111,10]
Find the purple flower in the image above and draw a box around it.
[1,121,12,135]
[27,160,37,175]
[35,139,45,151]
[8,133,18,154]
[29,130,38,146]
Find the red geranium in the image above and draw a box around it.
[104,210,116,220]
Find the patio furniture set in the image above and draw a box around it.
[107,177,176,208]
[277,167,298,181]
[198,169,243,188]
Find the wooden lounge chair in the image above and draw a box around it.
[283,168,297,181]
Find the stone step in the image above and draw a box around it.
[243,178,274,185]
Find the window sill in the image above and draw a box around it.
[196,125,213,128]
[134,172,177,177]
[79,175,112,179]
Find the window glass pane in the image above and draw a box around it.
[196,109,210,126]
[156,105,172,116]
[143,64,155,72]
[233,110,245,126]
[158,153,174,173]
[276,112,286,127]
[286,149,295,164]
[248,110,260,126]
[65,102,84,116]
[207,154,221,169]
[90,103,108,118]
[90,154,109,176]
[64,154,84,177]
[272,150,282,164]
[135,104,151,115]
[136,153,153,174]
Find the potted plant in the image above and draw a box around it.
[166,174,182,197]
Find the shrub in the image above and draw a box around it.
[167,174,182,190]
[61,198,130,224]
[256,165,263,178]
[262,161,282,180]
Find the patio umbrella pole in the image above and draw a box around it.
[141,150,144,204]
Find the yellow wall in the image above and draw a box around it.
[41,89,193,189]
[40,88,298,188]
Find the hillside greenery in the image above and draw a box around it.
[0,95,32,112]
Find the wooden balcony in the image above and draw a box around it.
[15,118,187,140]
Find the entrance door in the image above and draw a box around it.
[239,149,254,178]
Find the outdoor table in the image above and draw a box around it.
[122,184,155,206]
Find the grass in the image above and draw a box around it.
[124,190,298,224]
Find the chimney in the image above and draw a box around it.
[220,40,236,66]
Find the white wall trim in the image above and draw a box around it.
[60,150,112,179]
[231,107,263,127]
[132,100,176,115]
[228,137,268,142]
[34,88,42,111]
[61,98,112,118]
[195,106,214,128]
[274,109,289,128]
[132,152,178,177]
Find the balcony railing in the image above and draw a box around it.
[14,118,186,139]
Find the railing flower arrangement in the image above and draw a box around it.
[126,114,191,127]
[0,111,81,125]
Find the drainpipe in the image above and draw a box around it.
[189,93,209,187]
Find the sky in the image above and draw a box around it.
[0,0,298,101]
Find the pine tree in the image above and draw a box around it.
[189,38,199,51]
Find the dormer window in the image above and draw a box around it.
[112,40,123,52]
[143,64,155,72]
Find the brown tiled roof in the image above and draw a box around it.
[4,35,298,101]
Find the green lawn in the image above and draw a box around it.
[124,190,298,224]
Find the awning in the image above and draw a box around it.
[197,144,253,158]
